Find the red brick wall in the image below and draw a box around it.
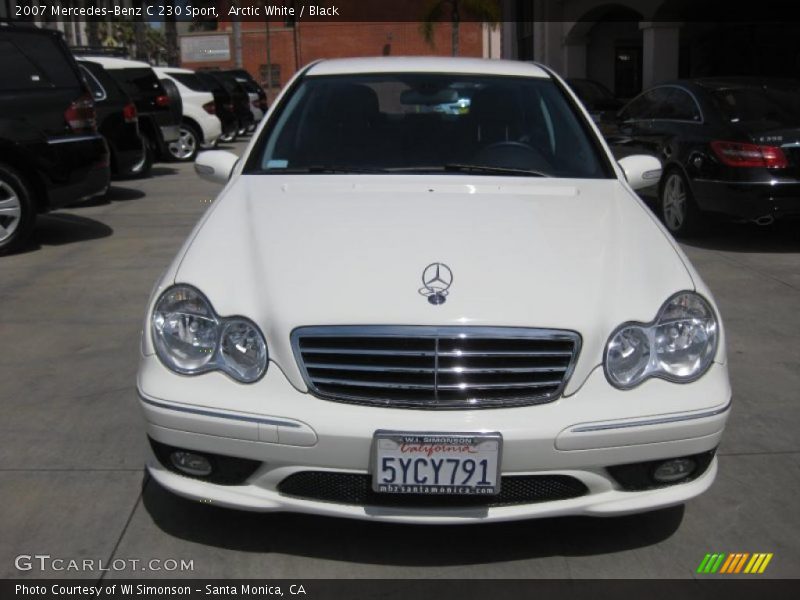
[181,21,483,100]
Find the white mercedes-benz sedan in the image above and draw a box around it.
[138,57,731,523]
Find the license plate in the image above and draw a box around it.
[372,431,502,495]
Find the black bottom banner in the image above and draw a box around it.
[2,579,800,600]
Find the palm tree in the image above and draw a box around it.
[421,0,500,57]
[133,15,148,61]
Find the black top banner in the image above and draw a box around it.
[7,0,800,23]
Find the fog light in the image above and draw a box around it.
[653,458,696,483]
[170,451,212,477]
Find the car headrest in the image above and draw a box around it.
[469,86,522,122]
[327,83,379,122]
[468,86,524,142]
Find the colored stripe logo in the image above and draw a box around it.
[697,553,773,574]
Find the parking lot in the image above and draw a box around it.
[1,140,799,580]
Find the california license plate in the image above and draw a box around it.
[372,431,502,495]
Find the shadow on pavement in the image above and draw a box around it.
[142,476,684,565]
[149,166,180,178]
[11,213,113,255]
[79,185,147,207]
[679,220,800,254]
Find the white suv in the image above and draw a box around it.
[155,67,222,162]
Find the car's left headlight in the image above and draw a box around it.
[151,284,268,383]
[604,291,718,389]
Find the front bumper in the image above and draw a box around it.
[138,354,730,523]
[198,115,223,148]
[159,124,180,144]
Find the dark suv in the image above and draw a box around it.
[195,71,239,142]
[77,59,148,178]
[201,70,254,136]
[0,24,109,254]
[74,53,181,168]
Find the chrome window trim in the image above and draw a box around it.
[291,325,582,409]
[47,135,103,145]
[622,84,705,125]
[693,178,800,186]
[78,64,107,102]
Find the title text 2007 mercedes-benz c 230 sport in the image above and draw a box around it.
[137,58,730,523]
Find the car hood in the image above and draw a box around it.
[174,175,694,392]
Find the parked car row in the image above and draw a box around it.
[569,77,800,236]
[74,54,181,178]
[0,24,109,254]
[0,23,268,255]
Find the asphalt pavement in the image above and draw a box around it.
[1,141,798,579]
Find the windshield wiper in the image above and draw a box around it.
[264,165,389,174]
[443,164,551,177]
[262,164,551,176]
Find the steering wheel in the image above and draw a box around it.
[482,141,536,152]
[472,141,554,171]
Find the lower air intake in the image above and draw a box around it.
[278,471,588,508]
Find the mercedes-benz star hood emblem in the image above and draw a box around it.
[419,262,453,305]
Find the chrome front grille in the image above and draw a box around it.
[291,326,581,409]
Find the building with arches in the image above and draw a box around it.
[501,0,800,98]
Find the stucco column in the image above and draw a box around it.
[501,21,516,59]
[483,23,501,59]
[640,21,682,88]
[563,36,587,78]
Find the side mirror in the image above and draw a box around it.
[618,155,662,191]
[194,150,238,184]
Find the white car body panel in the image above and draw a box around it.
[153,176,697,396]
[139,354,728,522]
[245,91,264,122]
[138,57,731,522]
[306,57,550,78]
[155,67,222,148]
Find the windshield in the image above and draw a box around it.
[246,73,610,178]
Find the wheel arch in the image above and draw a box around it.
[659,160,696,200]
[181,116,203,141]
[0,149,47,212]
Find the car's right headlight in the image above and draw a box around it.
[604,291,718,389]
[151,284,268,383]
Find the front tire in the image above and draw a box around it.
[0,163,36,255]
[167,123,200,162]
[659,169,705,237]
